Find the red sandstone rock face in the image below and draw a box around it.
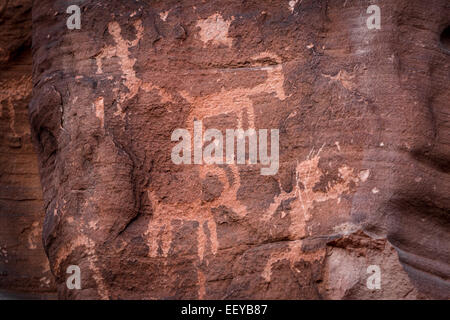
[25,0,450,299]
[0,0,55,297]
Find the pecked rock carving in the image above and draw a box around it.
[1,0,448,299]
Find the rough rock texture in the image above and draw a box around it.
[29,0,449,299]
[0,0,55,297]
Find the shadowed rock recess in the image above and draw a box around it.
[24,0,450,299]
[0,0,55,298]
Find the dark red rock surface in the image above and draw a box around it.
[1,0,448,299]
[0,0,55,298]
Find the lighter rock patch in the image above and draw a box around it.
[196,13,234,47]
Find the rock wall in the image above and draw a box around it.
[4,0,448,299]
[0,0,55,297]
